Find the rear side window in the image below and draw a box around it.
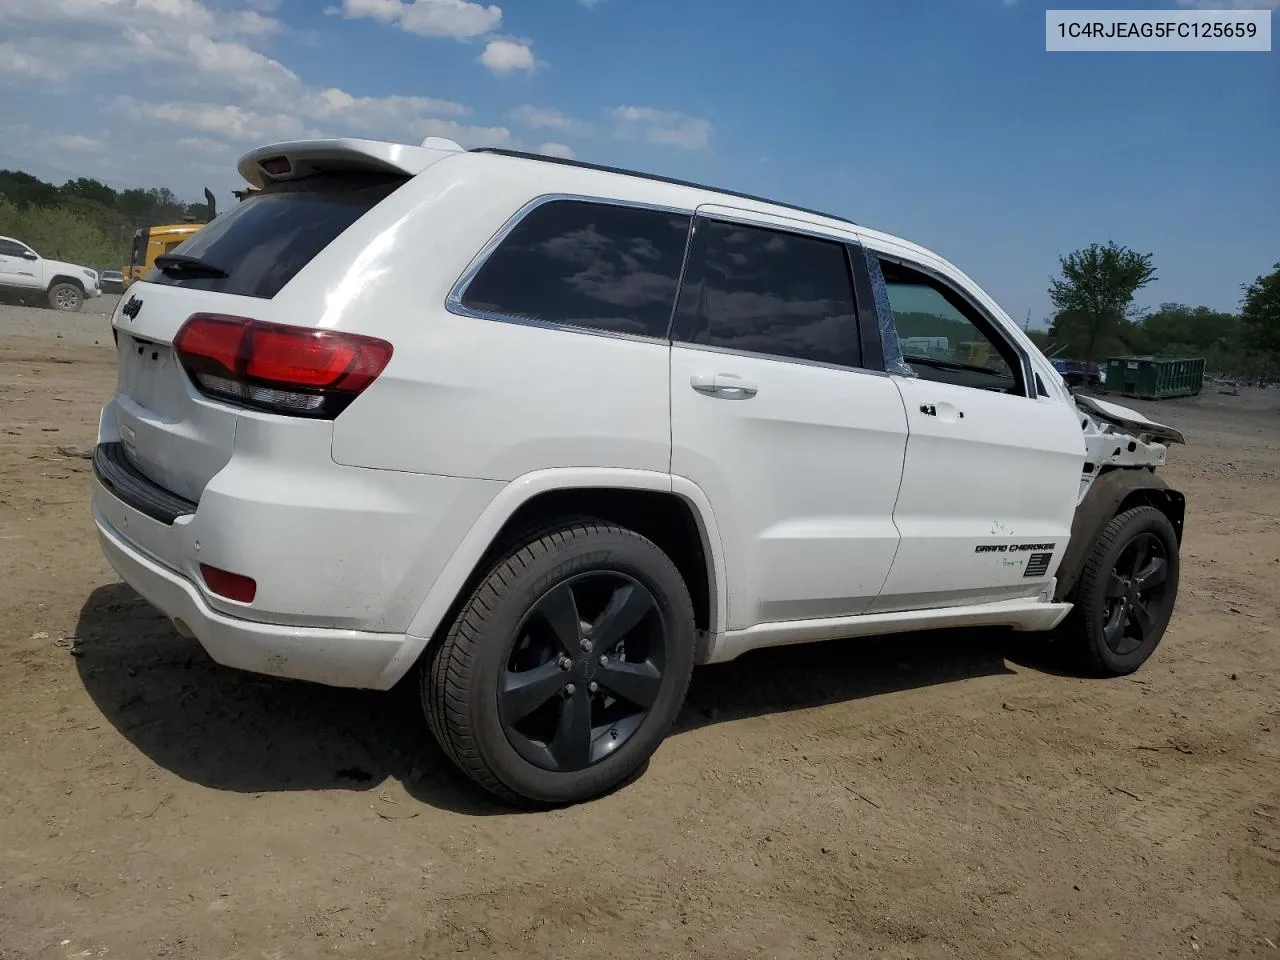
[460,199,691,339]
[146,172,408,299]
[672,219,861,368]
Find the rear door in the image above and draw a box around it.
[105,171,410,502]
[861,243,1085,612]
[669,209,909,631]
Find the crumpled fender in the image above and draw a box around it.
[1075,395,1185,445]
[1054,468,1186,601]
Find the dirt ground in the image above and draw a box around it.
[1,295,1277,960]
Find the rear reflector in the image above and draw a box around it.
[174,314,392,418]
[200,564,257,603]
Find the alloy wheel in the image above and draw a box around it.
[1101,532,1171,656]
[498,572,667,772]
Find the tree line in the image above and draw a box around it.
[1037,241,1279,379]
[0,170,210,271]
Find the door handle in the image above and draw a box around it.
[691,373,758,399]
[919,402,963,422]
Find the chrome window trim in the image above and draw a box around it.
[691,205,860,248]
[869,250,1037,400]
[671,338,893,378]
[445,193,694,345]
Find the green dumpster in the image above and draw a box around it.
[1104,356,1205,400]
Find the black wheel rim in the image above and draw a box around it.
[1102,532,1171,657]
[498,572,667,773]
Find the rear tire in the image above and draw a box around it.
[48,282,83,312]
[423,521,696,806]
[1065,506,1180,676]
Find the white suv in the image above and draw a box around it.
[93,137,1186,805]
[0,236,101,311]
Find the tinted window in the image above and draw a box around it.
[146,172,407,299]
[0,239,31,256]
[879,258,1022,394]
[674,219,860,367]
[461,200,691,339]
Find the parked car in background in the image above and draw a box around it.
[0,236,101,311]
[99,269,126,294]
[93,136,1188,805]
[1062,360,1103,389]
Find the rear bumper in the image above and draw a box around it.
[94,502,407,689]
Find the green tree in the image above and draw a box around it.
[1240,263,1280,367]
[1048,242,1157,362]
[60,177,118,208]
[0,169,62,207]
[0,199,120,268]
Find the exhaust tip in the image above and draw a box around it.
[171,617,195,639]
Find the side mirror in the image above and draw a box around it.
[21,251,38,261]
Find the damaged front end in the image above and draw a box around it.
[1074,394,1185,503]
[1052,394,1188,602]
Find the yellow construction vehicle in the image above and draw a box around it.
[121,188,218,286]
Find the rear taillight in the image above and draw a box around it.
[173,314,392,418]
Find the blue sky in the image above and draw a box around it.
[0,0,1276,325]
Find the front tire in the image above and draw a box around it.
[48,282,83,312]
[423,521,696,806]
[1068,505,1180,676]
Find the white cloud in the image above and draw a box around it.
[537,141,576,159]
[409,117,512,148]
[114,97,316,143]
[227,9,282,35]
[0,40,69,80]
[48,133,105,152]
[509,104,590,135]
[478,37,536,74]
[339,0,502,37]
[612,106,710,150]
[176,136,237,154]
[300,88,470,131]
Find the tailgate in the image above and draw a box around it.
[107,284,260,502]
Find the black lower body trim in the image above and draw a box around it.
[93,441,196,525]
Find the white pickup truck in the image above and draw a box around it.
[0,235,101,311]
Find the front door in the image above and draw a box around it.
[669,210,909,631]
[863,247,1085,612]
[0,238,41,289]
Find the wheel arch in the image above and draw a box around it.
[49,274,86,292]
[381,469,728,687]
[1054,467,1185,601]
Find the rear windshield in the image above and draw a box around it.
[145,172,408,299]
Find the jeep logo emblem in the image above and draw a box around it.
[121,296,143,320]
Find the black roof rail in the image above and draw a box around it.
[468,148,857,227]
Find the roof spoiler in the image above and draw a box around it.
[236,136,464,189]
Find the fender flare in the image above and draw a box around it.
[48,274,86,292]
[1054,468,1186,601]
[376,468,729,688]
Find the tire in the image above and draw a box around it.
[47,282,83,312]
[423,520,696,806]
[1066,505,1180,676]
